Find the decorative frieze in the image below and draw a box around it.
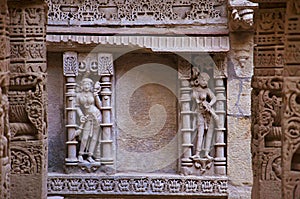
[46,35,230,52]
[47,175,228,196]
[46,0,227,26]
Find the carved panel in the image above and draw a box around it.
[64,52,114,170]
[252,3,286,198]
[254,8,285,69]
[8,74,46,141]
[8,2,48,199]
[46,0,227,26]
[10,141,47,175]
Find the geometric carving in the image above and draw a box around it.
[254,8,285,69]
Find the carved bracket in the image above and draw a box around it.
[228,0,258,31]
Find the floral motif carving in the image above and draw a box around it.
[11,143,45,175]
[11,149,33,174]
[47,176,228,195]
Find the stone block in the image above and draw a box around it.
[227,78,252,116]
[227,116,252,186]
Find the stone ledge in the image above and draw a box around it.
[47,173,228,197]
[46,35,230,52]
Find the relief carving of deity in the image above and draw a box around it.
[190,67,219,161]
[72,78,102,164]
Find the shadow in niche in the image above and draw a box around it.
[291,147,300,171]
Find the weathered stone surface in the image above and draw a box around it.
[115,52,179,173]
[227,79,252,116]
[227,116,252,186]
[47,52,65,173]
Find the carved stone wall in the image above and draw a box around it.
[252,6,285,199]
[8,1,48,198]
[251,1,285,199]
[0,0,10,198]
[282,0,300,198]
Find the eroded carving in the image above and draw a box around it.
[230,8,254,30]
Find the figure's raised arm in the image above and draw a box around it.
[207,88,216,107]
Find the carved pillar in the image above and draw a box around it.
[178,58,193,171]
[63,52,79,165]
[282,0,300,198]
[228,0,257,197]
[213,82,226,175]
[8,1,48,198]
[213,54,227,175]
[0,1,10,198]
[98,53,114,165]
[251,5,285,199]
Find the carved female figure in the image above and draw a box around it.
[75,78,102,163]
[190,68,219,160]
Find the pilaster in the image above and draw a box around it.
[8,1,48,198]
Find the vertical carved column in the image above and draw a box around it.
[213,60,226,175]
[63,52,79,165]
[98,53,114,165]
[214,77,226,175]
[0,1,10,198]
[251,5,285,199]
[8,1,48,198]
[228,1,257,196]
[282,0,300,198]
[178,58,193,171]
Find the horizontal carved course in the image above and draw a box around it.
[47,175,228,196]
[251,76,283,90]
[46,35,230,52]
[47,0,226,26]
